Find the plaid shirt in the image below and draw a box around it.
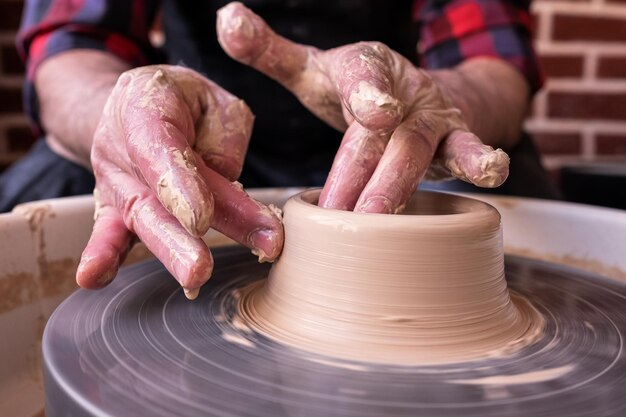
[18,0,542,135]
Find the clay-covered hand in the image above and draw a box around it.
[217,2,510,213]
[76,65,283,298]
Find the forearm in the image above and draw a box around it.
[35,50,131,168]
[431,58,530,150]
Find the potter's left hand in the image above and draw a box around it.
[217,2,522,213]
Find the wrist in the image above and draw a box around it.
[35,50,129,169]
[429,68,478,133]
[428,58,530,149]
[46,133,92,169]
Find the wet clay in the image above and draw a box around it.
[238,190,543,365]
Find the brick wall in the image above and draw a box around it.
[0,0,625,187]
[528,0,626,182]
[0,0,35,172]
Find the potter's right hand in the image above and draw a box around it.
[76,65,283,298]
[217,2,518,214]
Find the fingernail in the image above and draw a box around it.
[96,267,117,287]
[356,197,393,214]
[183,287,200,300]
[218,3,256,39]
[173,252,213,291]
[249,229,279,263]
[77,255,118,289]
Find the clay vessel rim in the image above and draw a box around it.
[293,189,499,224]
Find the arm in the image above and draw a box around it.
[36,50,129,167]
[417,0,541,149]
[18,0,163,161]
[431,58,530,151]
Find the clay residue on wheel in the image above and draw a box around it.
[449,363,575,386]
[236,190,544,366]
[507,246,626,284]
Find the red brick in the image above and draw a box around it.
[0,86,23,113]
[0,2,23,31]
[1,44,24,75]
[553,15,626,43]
[547,92,626,120]
[6,125,36,152]
[596,134,626,155]
[532,132,582,155]
[539,55,584,78]
[597,56,626,79]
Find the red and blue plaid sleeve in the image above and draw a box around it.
[17,0,163,134]
[413,0,543,93]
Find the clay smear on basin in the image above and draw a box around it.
[238,190,543,365]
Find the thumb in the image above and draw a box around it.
[216,2,346,131]
[217,1,309,89]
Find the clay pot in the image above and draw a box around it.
[240,189,542,365]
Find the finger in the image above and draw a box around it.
[437,130,510,188]
[194,156,284,262]
[329,42,404,133]
[217,2,309,87]
[319,123,388,210]
[76,204,134,289]
[98,159,214,295]
[216,2,346,131]
[120,69,215,237]
[354,112,440,214]
[194,78,254,181]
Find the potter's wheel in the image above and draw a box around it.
[43,246,626,417]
